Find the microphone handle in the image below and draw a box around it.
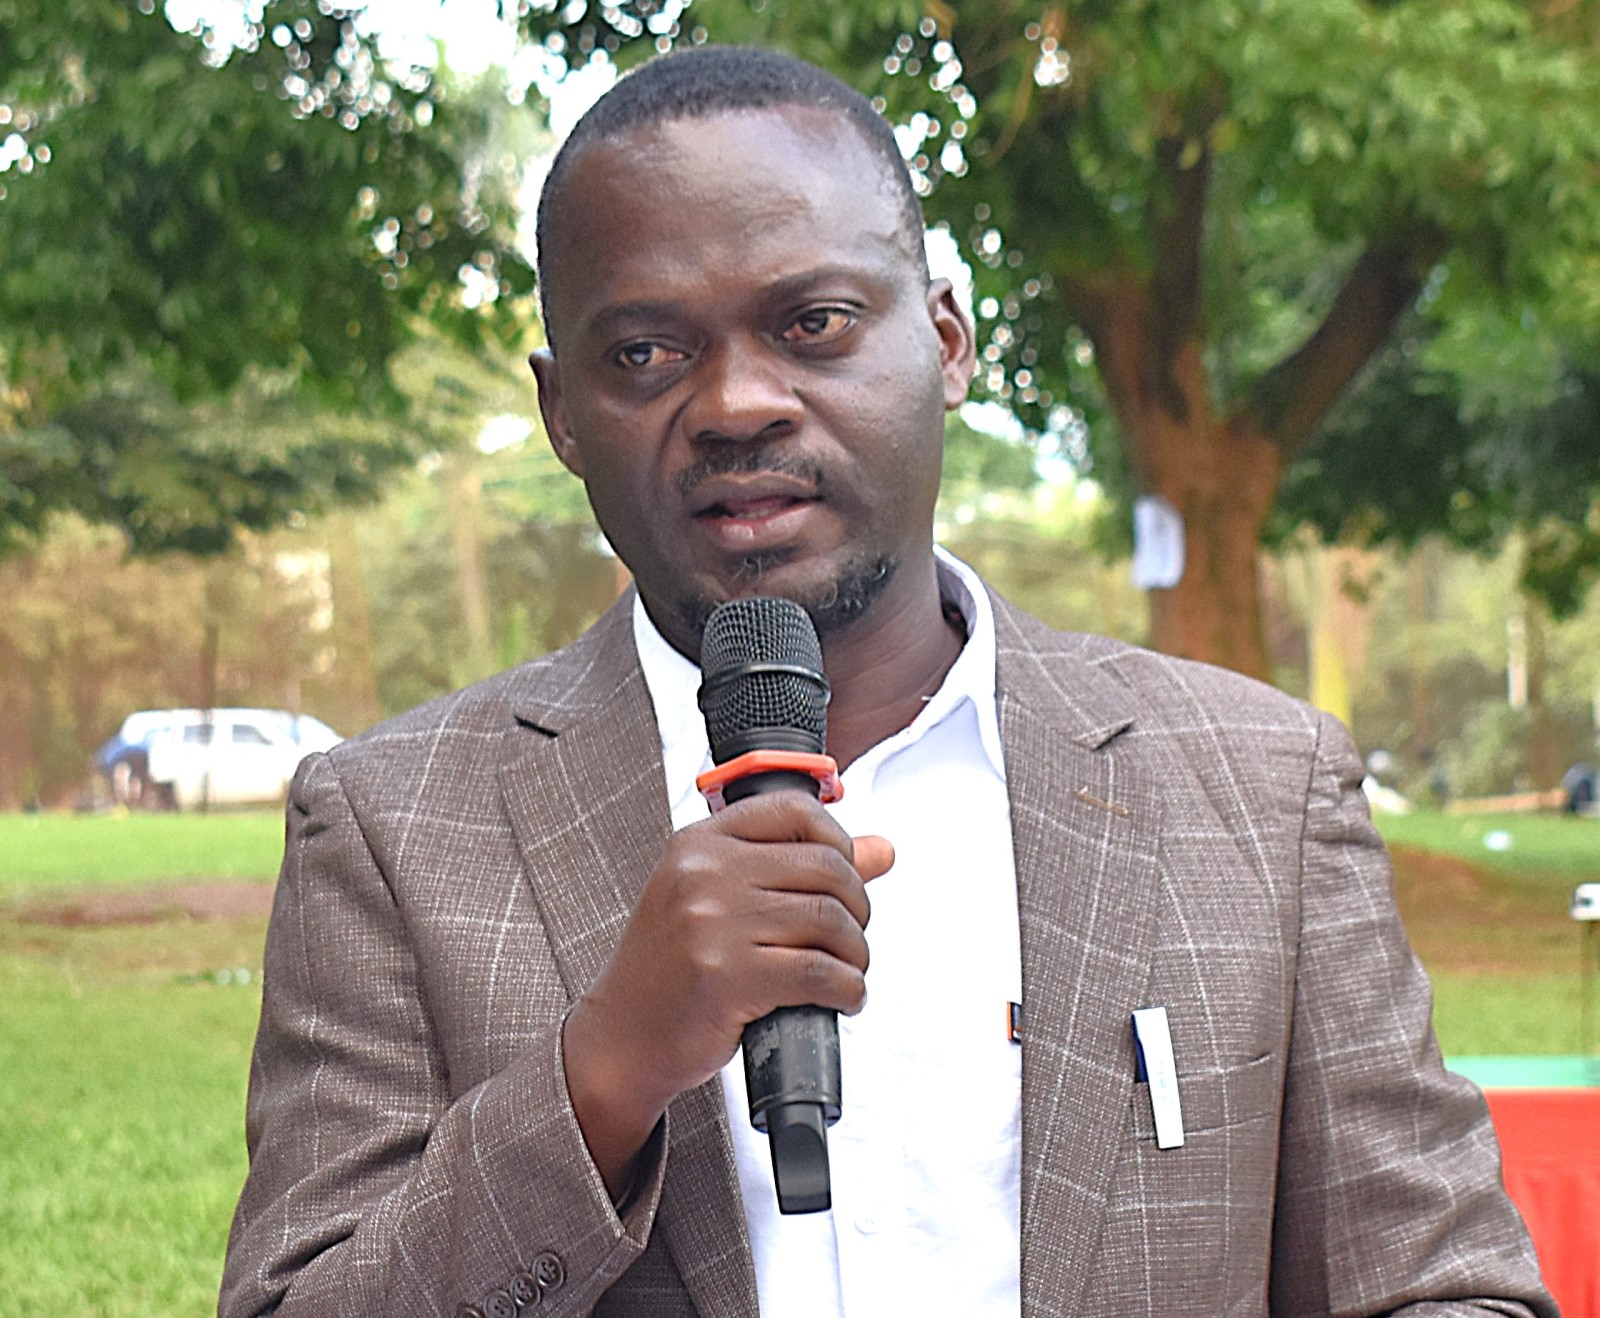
[723,768,842,1216]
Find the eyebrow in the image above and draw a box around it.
[582,264,899,341]
[582,299,684,341]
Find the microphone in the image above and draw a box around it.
[697,596,844,1215]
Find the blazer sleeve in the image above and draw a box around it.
[1267,711,1556,1318]
[219,753,668,1318]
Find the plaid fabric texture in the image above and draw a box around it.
[219,592,1555,1318]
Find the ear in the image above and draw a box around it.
[927,278,977,412]
[529,348,585,478]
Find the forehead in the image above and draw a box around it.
[542,107,915,339]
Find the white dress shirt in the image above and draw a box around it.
[633,549,1022,1318]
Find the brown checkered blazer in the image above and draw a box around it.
[220,591,1555,1317]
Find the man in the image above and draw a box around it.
[221,47,1554,1318]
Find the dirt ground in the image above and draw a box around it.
[2,845,1573,973]
[1389,844,1573,974]
[14,882,276,928]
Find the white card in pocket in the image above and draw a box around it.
[1132,1007,1185,1149]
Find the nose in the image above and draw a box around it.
[681,336,804,444]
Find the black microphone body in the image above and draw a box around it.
[699,597,841,1216]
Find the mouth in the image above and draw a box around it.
[688,476,823,550]
[696,492,814,521]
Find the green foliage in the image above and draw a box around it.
[0,0,534,401]
[1341,538,1600,797]
[355,456,618,716]
[0,0,539,556]
[1,371,421,555]
[936,407,1039,513]
[516,0,1600,616]
[5,0,1596,625]
[0,328,616,805]
[1275,312,1600,615]
[1436,700,1595,797]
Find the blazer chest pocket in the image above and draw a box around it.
[1128,1050,1279,1141]
[1098,1053,1284,1314]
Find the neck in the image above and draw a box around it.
[817,556,964,771]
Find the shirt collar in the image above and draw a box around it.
[632,547,1004,817]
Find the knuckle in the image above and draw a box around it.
[801,951,837,1000]
[805,891,834,930]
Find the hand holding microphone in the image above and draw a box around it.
[696,596,857,1214]
[560,598,891,1213]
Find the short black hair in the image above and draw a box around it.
[535,45,927,348]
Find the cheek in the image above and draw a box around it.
[855,364,948,484]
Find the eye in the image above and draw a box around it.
[780,306,858,345]
[612,341,687,370]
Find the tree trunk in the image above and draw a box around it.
[326,514,384,733]
[0,631,27,811]
[1082,283,1282,681]
[446,456,495,687]
[1522,592,1560,789]
[1141,414,1281,681]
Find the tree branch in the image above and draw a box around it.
[1249,229,1447,453]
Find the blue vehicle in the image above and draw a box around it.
[94,710,191,807]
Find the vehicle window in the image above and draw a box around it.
[233,724,272,745]
[184,725,215,745]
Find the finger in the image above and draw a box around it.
[733,840,870,928]
[850,834,894,882]
[750,889,871,972]
[756,947,869,1016]
[709,791,854,857]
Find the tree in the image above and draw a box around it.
[513,0,1600,679]
[0,0,537,552]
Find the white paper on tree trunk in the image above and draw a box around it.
[1130,495,1186,590]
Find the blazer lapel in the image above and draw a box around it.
[993,598,1162,1317]
[497,597,757,1317]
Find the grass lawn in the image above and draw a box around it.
[0,810,284,894]
[0,806,1594,1314]
[1376,810,1598,1057]
[1378,810,1600,883]
[1,901,269,1317]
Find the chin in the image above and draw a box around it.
[670,551,899,645]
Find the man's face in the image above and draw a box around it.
[531,106,975,655]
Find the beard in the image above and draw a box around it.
[671,549,900,648]
[667,446,900,645]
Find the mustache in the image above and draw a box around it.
[675,449,827,499]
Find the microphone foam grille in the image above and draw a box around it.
[699,597,827,759]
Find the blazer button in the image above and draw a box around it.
[483,1290,516,1318]
[455,1307,487,1318]
[510,1271,541,1307]
[532,1251,565,1292]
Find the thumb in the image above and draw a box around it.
[850,834,895,881]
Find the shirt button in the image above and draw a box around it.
[855,1214,878,1235]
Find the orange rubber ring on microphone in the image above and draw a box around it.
[696,750,843,813]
